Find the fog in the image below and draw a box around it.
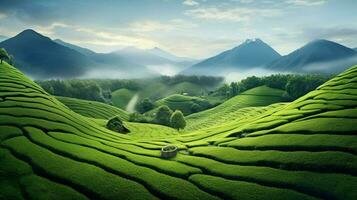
[302,56,357,74]
[220,68,283,83]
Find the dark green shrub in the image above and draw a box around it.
[170,110,186,130]
[154,105,173,126]
[106,116,129,133]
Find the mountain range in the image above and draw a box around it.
[1,29,357,79]
[0,29,194,79]
[267,39,357,74]
[182,38,281,76]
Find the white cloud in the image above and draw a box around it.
[183,0,199,6]
[128,19,197,33]
[285,0,327,6]
[185,7,282,22]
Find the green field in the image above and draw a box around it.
[56,96,129,120]
[111,88,136,110]
[0,61,357,199]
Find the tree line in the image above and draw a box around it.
[213,74,331,100]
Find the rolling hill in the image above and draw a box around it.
[182,39,281,76]
[185,86,286,131]
[56,96,129,120]
[154,94,212,116]
[0,60,357,199]
[267,39,357,74]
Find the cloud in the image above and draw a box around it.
[183,0,199,6]
[285,0,327,6]
[185,7,282,22]
[128,19,197,33]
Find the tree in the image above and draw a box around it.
[0,48,10,64]
[170,110,186,130]
[137,98,155,113]
[106,116,129,133]
[154,105,173,126]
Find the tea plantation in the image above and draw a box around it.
[0,61,356,199]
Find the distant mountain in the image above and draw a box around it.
[54,39,97,58]
[0,29,94,79]
[267,39,357,74]
[114,47,196,76]
[53,39,152,78]
[354,48,357,51]
[182,38,281,75]
[148,47,196,62]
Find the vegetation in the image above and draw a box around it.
[106,116,129,133]
[0,48,10,64]
[213,74,330,101]
[170,110,186,130]
[154,105,173,126]
[1,61,357,199]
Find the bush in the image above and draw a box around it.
[154,105,173,126]
[129,113,149,123]
[136,98,155,113]
[170,110,186,130]
[106,116,129,133]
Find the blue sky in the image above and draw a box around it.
[0,0,356,58]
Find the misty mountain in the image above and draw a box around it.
[53,39,153,78]
[0,29,94,79]
[181,38,281,76]
[148,47,196,62]
[113,47,196,75]
[354,48,357,51]
[267,39,357,74]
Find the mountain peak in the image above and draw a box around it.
[243,38,263,44]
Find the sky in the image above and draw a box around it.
[0,0,356,59]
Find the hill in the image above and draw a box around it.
[56,96,129,120]
[268,39,357,74]
[185,86,286,131]
[0,61,356,199]
[182,39,281,76]
[0,29,94,79]
[111,88,136,110]
[155,94,212,116]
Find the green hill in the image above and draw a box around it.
[0,61,357,199]
[155,94,212,116]
[56,96,129,120]
[111,88,136,110]
[185,86,286,131]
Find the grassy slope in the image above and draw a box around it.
[111,88,135,109]
[185,86,286,131]
[0,61,357,199]
[155,94,211,115]
[56,96,129,120]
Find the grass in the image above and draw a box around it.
[56,96,129,120]
[0,61,357,199]
[111,88,135,109]
[154,94,212,115]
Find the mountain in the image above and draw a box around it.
[182,38,281,76]
[54,39,97,58]
[148,47,195,62]
[267,39,357,74]
[354,47,357,51]
[0,29,94,79]
[53,39,153,78]
[114,47,196,76]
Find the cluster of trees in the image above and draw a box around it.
[214,74,330,100]
[37,80,105,102]
[0,48,14,65]
[160,75,223,87]
[129,105,186,130]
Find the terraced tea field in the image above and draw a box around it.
[57,96,129,120]
[0,61,357,199]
